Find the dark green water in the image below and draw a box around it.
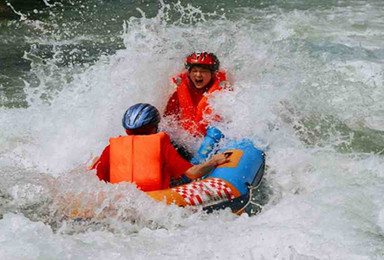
[1,0,381,107]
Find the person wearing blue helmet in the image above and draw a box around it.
[90,103,229,191]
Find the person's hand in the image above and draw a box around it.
[186,152,232,179]
[210,153,231,167]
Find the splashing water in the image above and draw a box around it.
[1,0,384,259]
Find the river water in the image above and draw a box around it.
[1,0,384,259]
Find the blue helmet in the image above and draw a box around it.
[122,103,161,130]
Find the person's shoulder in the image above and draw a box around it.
[109,135,126,142]
[156,132,173,149]
[156,132,171,140]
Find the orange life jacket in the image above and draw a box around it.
[173,71,228,136]
[109,132,166,191]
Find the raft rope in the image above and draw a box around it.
[234,152,266,215]
[234,181,263,215]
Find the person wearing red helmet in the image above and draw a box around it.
[164,52,230,137]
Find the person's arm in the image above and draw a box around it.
[185,153,230,180]
[163,135,229,182]
[89,145,110,182]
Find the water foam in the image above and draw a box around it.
[1,1,384,259]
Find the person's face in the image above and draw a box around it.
[188,66,212,89]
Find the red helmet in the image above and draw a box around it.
[185,52,220,71]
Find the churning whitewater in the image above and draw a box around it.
[0,0,384,259]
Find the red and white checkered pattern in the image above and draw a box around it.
[172,178,235,206]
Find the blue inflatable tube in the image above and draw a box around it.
[170,127,265,214]
[209,139,265,195]
[202,137,264,213]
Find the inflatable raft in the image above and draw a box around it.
[65,128,265,218]
[147,138,265,214]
